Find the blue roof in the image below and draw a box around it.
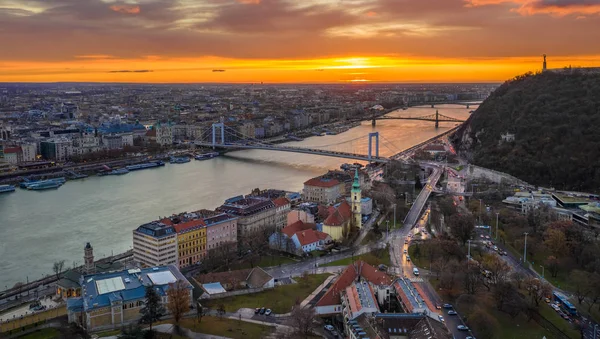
[78,265,191,312]
[67,297,84,312]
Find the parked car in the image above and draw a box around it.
[259,307,266,315]
[406,255,411,262]
[435,305,442,310]
[448,310,458,315]
[403,249,407,254]
[438,315,445,322]
[255,308,260,314]
[443,304,453,309]
[324,325,335,332]
[265,309,272,316]
[457,325,469,331]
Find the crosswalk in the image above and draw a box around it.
[408,277,424,283]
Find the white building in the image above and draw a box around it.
[273,197,291,230]
[155,122,173,146]
[20,143,37,162]
[132,221,178,267]
[102,134,123,150]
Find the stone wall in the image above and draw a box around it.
[468,164,530,187]
[198,286,272,300]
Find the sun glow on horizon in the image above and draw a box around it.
[1,55,600,83]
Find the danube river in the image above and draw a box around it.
[0,105,474,288]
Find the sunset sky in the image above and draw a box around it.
[1,0,600,83]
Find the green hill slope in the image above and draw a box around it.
[452,70,600,192]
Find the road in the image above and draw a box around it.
[403,167,442,228]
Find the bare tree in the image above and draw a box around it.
[167,280,190,325]
[511,271,526,289]
[53,260,65,279]
[288,306,318,338]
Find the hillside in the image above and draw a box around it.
[452,70,600,192]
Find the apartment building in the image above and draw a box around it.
[132,221,178,267]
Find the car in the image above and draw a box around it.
[406,255,411,262]
[265,309,272,316]
[435,305,442,310]
[466,337,475,339]
[448,310,458,315]
[324,325,335,332]
[457,325,469,331]
[438,315,445,322]
[403,249,407,254]
[259,307,266,315]
[480,234,484,238]
[254,308,260,314]
[443,304,453,309]
[545,298,551,303]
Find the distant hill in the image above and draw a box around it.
[452,70,600,192]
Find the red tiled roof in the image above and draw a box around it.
[316,261,391,307]
[272,197,290,208]
[304,177,341,188]
[282,220,315,238]
[160,218,174,226]
[323,201,352,226]
[317,205,330,220]
[316,231,330,240]
[3,147,21,153]
[295,229,320,246]
[173,219,206,233]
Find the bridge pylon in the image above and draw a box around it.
[368,132,379,162]
[211,123,225,148]
[435,110,439,128]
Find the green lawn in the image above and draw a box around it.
[96,329,122,337]
[505,243,573,291]
[322,248,390,267]
[538,304,580,339]
[485,307,558,339]
[203,273,330,314]
[175,316,273,339]
[229,255,297,270]
[16,328,61,339]
[407,244,429,270]
[360,230,382,245]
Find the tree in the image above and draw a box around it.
[53,260,65,279]
[482,254,511,287]
[139,285,165,332]
[545,256,560,278]
[462,264,482,295]
[448,213,475,245]
[167,280,190,325]
[288,306,318,338]
[217,304,226,319]
[511,271,526,289]
[569,270,591,305]
[524,278,552,307]
[469,309,499,339]
[544,228,568,257]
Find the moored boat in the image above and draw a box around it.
[194,152,219,160]
[170,156,191,164]
[126,161,165,171]
[0,184,16,193]
[107,168,129,175]
[27,180,62,190]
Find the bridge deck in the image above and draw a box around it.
[194,142,390,163]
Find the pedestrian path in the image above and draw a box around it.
[408,277,424,283]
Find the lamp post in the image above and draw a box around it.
[540,265,545,279]
[386,220,390,239]
[593,324,598,339]
[523,232,529,266]
[467,239,472,260]
[495,212,499,241]
[393,203,397,230]
[479,199,483,224]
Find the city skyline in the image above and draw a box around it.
[1,0,600,83]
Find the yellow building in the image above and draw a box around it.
[174,219,207,268]
[322,201,353,241]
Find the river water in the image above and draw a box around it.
[0,105,474,288]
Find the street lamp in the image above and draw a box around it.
[523,232,529,266]
[467,239,472,260]
[495,212,499,241]
[393,203,397,230]
[594,324,598,339]
[540,265,545,279]
[386,220,390,239]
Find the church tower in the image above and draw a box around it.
[543,54,547,72]
[351,169,362,229]
[84,242,95,274]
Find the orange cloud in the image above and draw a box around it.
[109,5,141,14]
[366,11,377,17]
[465,0,600,16]
[237,0,261,4]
